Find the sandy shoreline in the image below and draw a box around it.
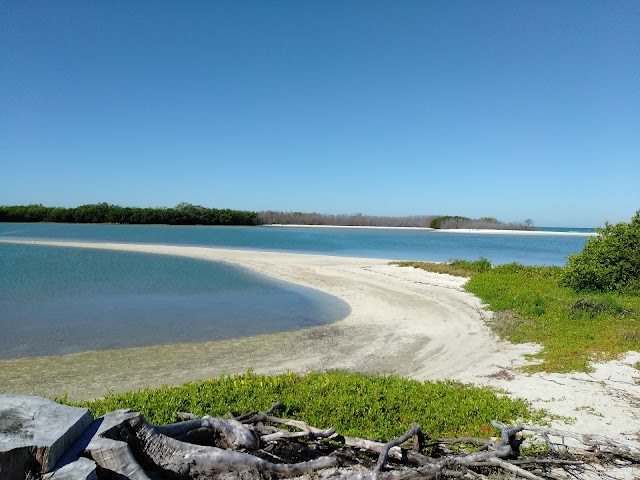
[2,239,517,396]
[264,224,596,236]
[0,239,637,462]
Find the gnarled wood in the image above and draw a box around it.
[155,416,259,450]
[374,423,421,474]
[521,424,633,452]
[83,410,339,479]
[4,396,638,479]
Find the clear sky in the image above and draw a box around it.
[1,1,638,227]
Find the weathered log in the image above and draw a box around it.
[176,412,199,421]
[436,437,492,446]
[245,412,430,466]
[155,416,259,450]
[5,396,639,479]
[41,457,98,480]
[236,401,284,422]
[374,423,421,474]
[85,409,152,480]
[521,424,633,452]
[84,410,339,479]
[261,426,336,442]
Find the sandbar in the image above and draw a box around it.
[263,224,595,236]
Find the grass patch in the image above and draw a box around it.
[66,370,542,442]
[391,257,491,277]
[393,261,640,373]
[466,263,640,372]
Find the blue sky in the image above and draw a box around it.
[1,1,638,227]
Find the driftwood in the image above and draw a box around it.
[41,402,639,480]
[82,409,337,479]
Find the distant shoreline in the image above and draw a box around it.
[263,224,596,236]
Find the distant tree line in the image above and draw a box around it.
[258,211,439,227]
[258,211,534,230]
[0,203,535,230]
[0,203,261,226]
[430,216,534,230]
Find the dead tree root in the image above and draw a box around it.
[45,402,639,480]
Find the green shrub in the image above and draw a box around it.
[430,216,470,229]
[561,211,640,293]
[395,259,640,371]
[450,257,492,273]
[464,264,640,372]
[391,257,492,277]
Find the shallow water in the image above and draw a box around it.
[0,242,349,359]
[0,222,591,265]
[0,223,591,359]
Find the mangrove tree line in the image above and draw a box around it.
[0,203,261,226]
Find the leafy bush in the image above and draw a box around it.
[430,216,470,229]
[561,211,640,293]
[463,264,640,372]
[397,257,640,371]
[450,257,492,273]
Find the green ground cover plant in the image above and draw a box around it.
[397,212,640,372]
[391,258,492,277]
[464,263,640,372]
[69,370,541,441]
[430,215,471,229]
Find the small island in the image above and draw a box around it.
[0,203,535,230]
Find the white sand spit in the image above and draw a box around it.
[265,224,595,236]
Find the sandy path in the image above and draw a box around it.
[1,239,638,463]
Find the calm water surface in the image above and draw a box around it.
[0,223,591,265]
[0,223,592,359]
[0,241,348,359]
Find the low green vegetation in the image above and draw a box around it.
[465,263,639,372]
[68,370,542,441]
[430,215,471,229]
[391,258,492,277]
[430,216,534,230]
[0,202,260,226]
[561,211,640,293]
[3,203,539,231]
[396,211,640,372]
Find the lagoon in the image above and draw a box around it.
[0,223,591,359]
[0,241,349,359]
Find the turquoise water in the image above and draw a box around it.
[0,223,593,358]
[0,223,591,265]
[0,242,349,359]
[535,226,596,234]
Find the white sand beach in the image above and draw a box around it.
[264,224,596,236]
[0,240,637,458]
